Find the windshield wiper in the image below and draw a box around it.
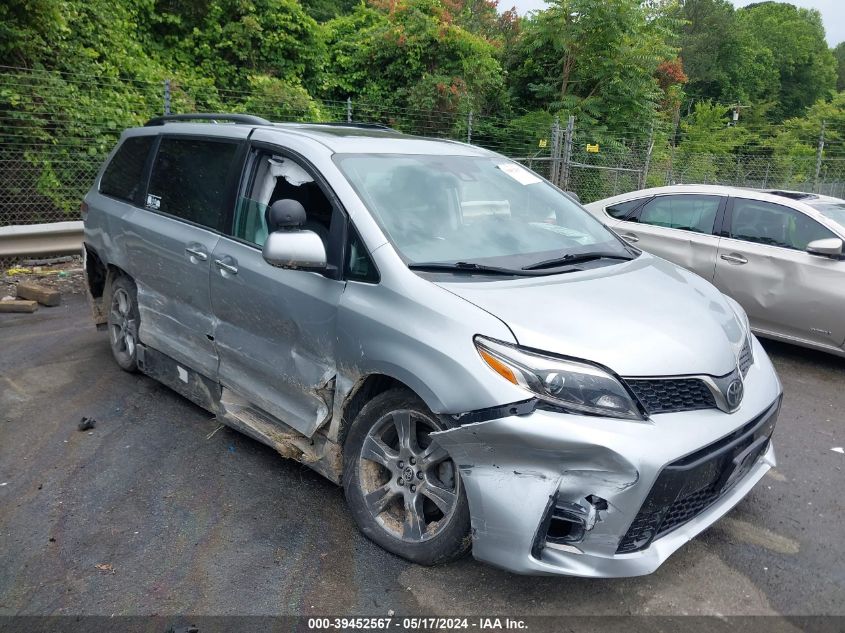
[522,251,634,271]
[408,261,531,276]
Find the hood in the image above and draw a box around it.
[435,254,744,377]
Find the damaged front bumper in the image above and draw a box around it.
[432,338,782,577]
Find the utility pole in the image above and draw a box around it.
[640,125,655,189]
[814,119,826,193]
[346,97,352,123]
[163,79,171,116]
[466,110,473,145]
[549,117,562,186]
[561,115,575,190]
[727,103,750,126]
[667,104,680,185]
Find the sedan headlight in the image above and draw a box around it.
[474,336,644,420]
[725,296,751,338]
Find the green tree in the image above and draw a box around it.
[156,0,326,95]
[0,0,66,67]
[737,2,836,120]
[322,0,506,132]
[448,0,520,47]
[834,42,845,92]
[0,0,177,217]
[672,101,756,182]
[506,0,680,135]
[299,0,361,23]
[675,0,778,106]
[767,91,845,159]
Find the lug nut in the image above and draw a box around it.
[398,478,404,486]
[397,461,404,468]
[409,457,416,465]
[416,471,423,480]
[410,485,416,492]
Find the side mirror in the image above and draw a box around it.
[806,237,843,258]
[565,191,581,203]
[262,230,327,270]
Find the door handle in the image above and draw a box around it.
[720,253,748,265]
[620,232,639,243]
[185,246,208,261]
[214,258,239,275]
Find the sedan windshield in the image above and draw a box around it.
[333,153,632,270]
[806,200,845,234]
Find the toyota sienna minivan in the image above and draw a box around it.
[82,113,782,577]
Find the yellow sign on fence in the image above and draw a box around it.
[586,143,600,153]
[538,139,548,148]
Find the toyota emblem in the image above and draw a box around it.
[726,379,744,409]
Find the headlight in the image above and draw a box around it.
[725,296,751,337]
[474,336,644,420]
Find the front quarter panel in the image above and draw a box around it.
[335,245,528,417]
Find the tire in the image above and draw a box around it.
[107,275,140,372]
[343,388,471,565]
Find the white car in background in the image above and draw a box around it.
[585,185,845,358]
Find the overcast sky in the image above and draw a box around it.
[504,0,843,46]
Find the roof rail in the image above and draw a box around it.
[144,113,271,127]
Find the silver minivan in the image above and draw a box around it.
[82,114,782,577]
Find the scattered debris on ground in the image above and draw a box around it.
[16,281,61,306]
[205,424,224,440]
[0,299,38,313]
[94,563,114,573]
[1,256,86,305]
[78,416,97,431]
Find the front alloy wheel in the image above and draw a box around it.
[360,409,458,542]
[343,389,471,565]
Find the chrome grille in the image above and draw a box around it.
[626,378,717,414]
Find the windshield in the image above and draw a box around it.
[333,154,631,269]
[806,200,845,234]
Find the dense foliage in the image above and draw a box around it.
[1,0,844,215]
[3,0,841,125]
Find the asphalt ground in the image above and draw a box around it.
[0,294,843,621]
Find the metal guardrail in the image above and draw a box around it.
[0,221,83,257]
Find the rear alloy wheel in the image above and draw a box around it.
[107,276,140,372]
[343,389,471,565]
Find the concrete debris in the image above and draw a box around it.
[0,299,38,313]
[16,282,61,306]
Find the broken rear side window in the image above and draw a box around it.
[99,136,155,205]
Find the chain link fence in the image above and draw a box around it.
[2,66,844,229]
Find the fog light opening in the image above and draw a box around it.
[547,514,586,544]
[535,494,609,555]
